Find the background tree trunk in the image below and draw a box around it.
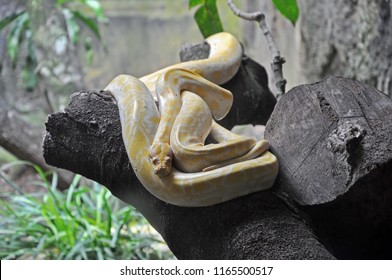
[241,0,392,97]
[299,0,392,96]
[0,0,82,188]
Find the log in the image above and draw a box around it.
[265,76,392,259]
[43,59,334,259]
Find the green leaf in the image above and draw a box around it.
[6,12,30,67]
[0,11,24,30]
[0,171,23,194]
[62,8,80,44]
[102,191,112,237]
[189,0,203,8]
[32,164,50,188]
[272,0,299,25]
[71,10,101,40]
[84,0,106,21]
[192,0,223,38]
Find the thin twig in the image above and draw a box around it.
[227,0,286,100]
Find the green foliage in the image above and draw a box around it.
[4,12,32,67]
[59,0,106,44]
[189,0,223,38]
[0,162,174,260]
[188,0,300,37]
[1,11,38,90]
[272,0,299,25]
[0,0,107,90]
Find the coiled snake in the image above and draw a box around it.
[105,32,278,207]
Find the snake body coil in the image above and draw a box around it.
[105,32,278,207]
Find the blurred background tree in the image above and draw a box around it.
[0,0,107,188]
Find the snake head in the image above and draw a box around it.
[149,143,173,177]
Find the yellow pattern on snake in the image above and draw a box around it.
[105,32,278,207]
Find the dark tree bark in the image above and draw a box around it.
[43,60,334,260]
[265,76,392,259]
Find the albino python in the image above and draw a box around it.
[105,32,278,207]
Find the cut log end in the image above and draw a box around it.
[266,76,392,259]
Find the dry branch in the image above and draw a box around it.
[227,0,286,99]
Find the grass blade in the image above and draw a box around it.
[0,11,24,30]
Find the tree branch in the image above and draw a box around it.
[43,58,333,259]
[43,90,333,260]
[227,0,286,100]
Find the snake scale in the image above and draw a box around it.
[105,32,278,207]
